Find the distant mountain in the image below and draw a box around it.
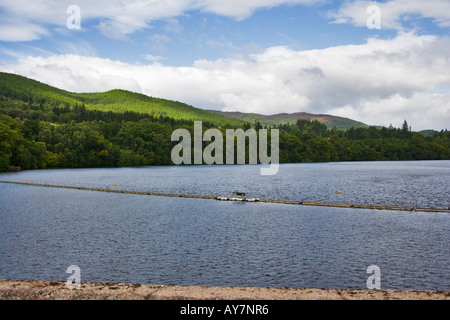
[0,72,244,127]
[210,110,368,130]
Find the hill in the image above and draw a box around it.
[0,72,244,127]
[210,110,368,130]
[0,71,448,171]
[1,72,371,130]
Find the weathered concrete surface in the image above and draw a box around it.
[0,279,448,300]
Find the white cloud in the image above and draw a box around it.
[0,0,324,41]
[328,0,450,30]
[328,91,450,131]
[194,0,323,20]
[143,54,166,63]
[1,32,449,130]
[0,21,50,42]
[1,0,449,42]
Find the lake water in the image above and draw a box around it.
[0,161,449,290]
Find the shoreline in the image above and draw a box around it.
[0,279,448,300]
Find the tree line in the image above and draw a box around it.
[0,96,449,171]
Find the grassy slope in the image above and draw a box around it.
[0,72,244,127]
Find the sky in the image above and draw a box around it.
[0,0,449,131]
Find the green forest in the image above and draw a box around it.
[0,72,449,171]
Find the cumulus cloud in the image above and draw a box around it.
[1,32,449,130]
[328,91,450,132]
[328,0,450,30]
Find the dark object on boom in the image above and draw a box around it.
[233,192,246,197]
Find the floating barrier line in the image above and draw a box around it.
[1,180,449,213]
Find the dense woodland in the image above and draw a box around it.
[0,72,449,171]
[0,95,448,171]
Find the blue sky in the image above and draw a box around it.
[0,0,449,130]
[0,1,400,66]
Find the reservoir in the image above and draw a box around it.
[0,161,449,290]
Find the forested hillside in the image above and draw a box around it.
[0,72,244,127]
[0,72,449,171]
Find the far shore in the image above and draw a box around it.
[0,279,448,300]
